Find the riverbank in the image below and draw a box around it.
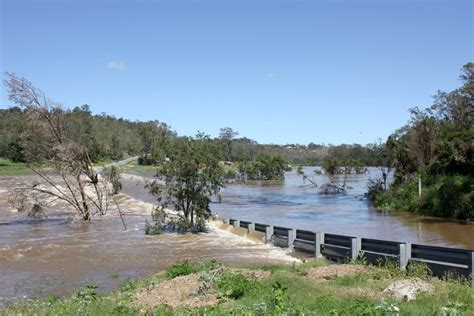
[1,257,472,315]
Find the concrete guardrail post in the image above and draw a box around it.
[469,251,474,288]
[223,218,230,224]
[399,242,411,270]
[351,237,361,260]
[248,222,255,231]
[265,226,274,244]
[315,232,325,259]
[288,228,296,246]
[233,219,240,228]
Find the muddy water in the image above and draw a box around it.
[211,167,474,250]
[0,175,296,306]
[1,169,473,305]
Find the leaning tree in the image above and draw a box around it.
[4,73,125,227]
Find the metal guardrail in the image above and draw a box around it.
[222,217,474,287]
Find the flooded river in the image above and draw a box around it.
[212,167,474,250]
[1,168,473,306]
[0,175,296,306]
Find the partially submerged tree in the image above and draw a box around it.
[238,153,287,180]
[149,133,225,232]
[4,73,125,226]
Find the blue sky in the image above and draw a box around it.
[1,0,473,145]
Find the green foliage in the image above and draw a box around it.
[215,272,259,299]
[3,260,474,315]
[150,134,225,229]
[271,281,289,312]
[420,175,473,219]
[375,178,419,213]
[144,206,167,235]
[238,153,287,180]
[75,284,100,304]
[373,63,474,220]
[165,260,198,278]
[322,157,340,175]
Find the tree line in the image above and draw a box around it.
[369,63,473,220]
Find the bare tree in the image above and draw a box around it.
[4,73,125,227]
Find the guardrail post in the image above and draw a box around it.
[223,218,230,224]
[288,228,296,246]
[248,222,255,231]
[233,219,240,228]
[469,251,474,288]
[265,226,274,244]
[351,237,361,260]
[399,242,411,270]
[315,232,325,259]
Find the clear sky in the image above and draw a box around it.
[1,0,473,145]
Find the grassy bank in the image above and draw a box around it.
[2,259,472,315]
[0,158,34,176]
[122,159,157,175]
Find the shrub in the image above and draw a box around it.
[215,272,258,299]
[165,260,197,278]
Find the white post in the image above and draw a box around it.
[418,177,422,197]
[315,232,325,259]
[265,226,274,244]
[248,222,255,231]
[351,237,361,260]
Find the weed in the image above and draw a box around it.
[271,281,289,312]
[406,261,431,278]
[165,260,198,278]
[75,284,100,304]
[215,272,259,299]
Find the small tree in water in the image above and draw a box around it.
[149,133,225,233]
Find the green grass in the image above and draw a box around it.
[122,159,157,174]
[2,259,473,315]
[0,158,34,175]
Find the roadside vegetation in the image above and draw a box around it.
[2,259,472,315]
[368,63,473,220]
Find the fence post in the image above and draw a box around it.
[351,237,361,260]
[223,218,230,225]
[315,232,325,259]
[399,242,411,270]
[248,222,255,231]
[265,226,274,244]
[233,219,240,228]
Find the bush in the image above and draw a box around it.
[165,260,198,278]
[420,175,473,219]
[374,178,419,213]
[215,272,258,299]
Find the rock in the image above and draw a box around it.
[382,278,434,301]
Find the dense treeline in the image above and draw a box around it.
[373,63,473,220]
[1,105,385,168]
[0,104,174,163]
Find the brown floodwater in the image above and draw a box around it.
[1,169,473,306]
[0,175,296,306]
[211,167,474,250]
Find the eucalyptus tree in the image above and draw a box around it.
[149,133,225,232]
